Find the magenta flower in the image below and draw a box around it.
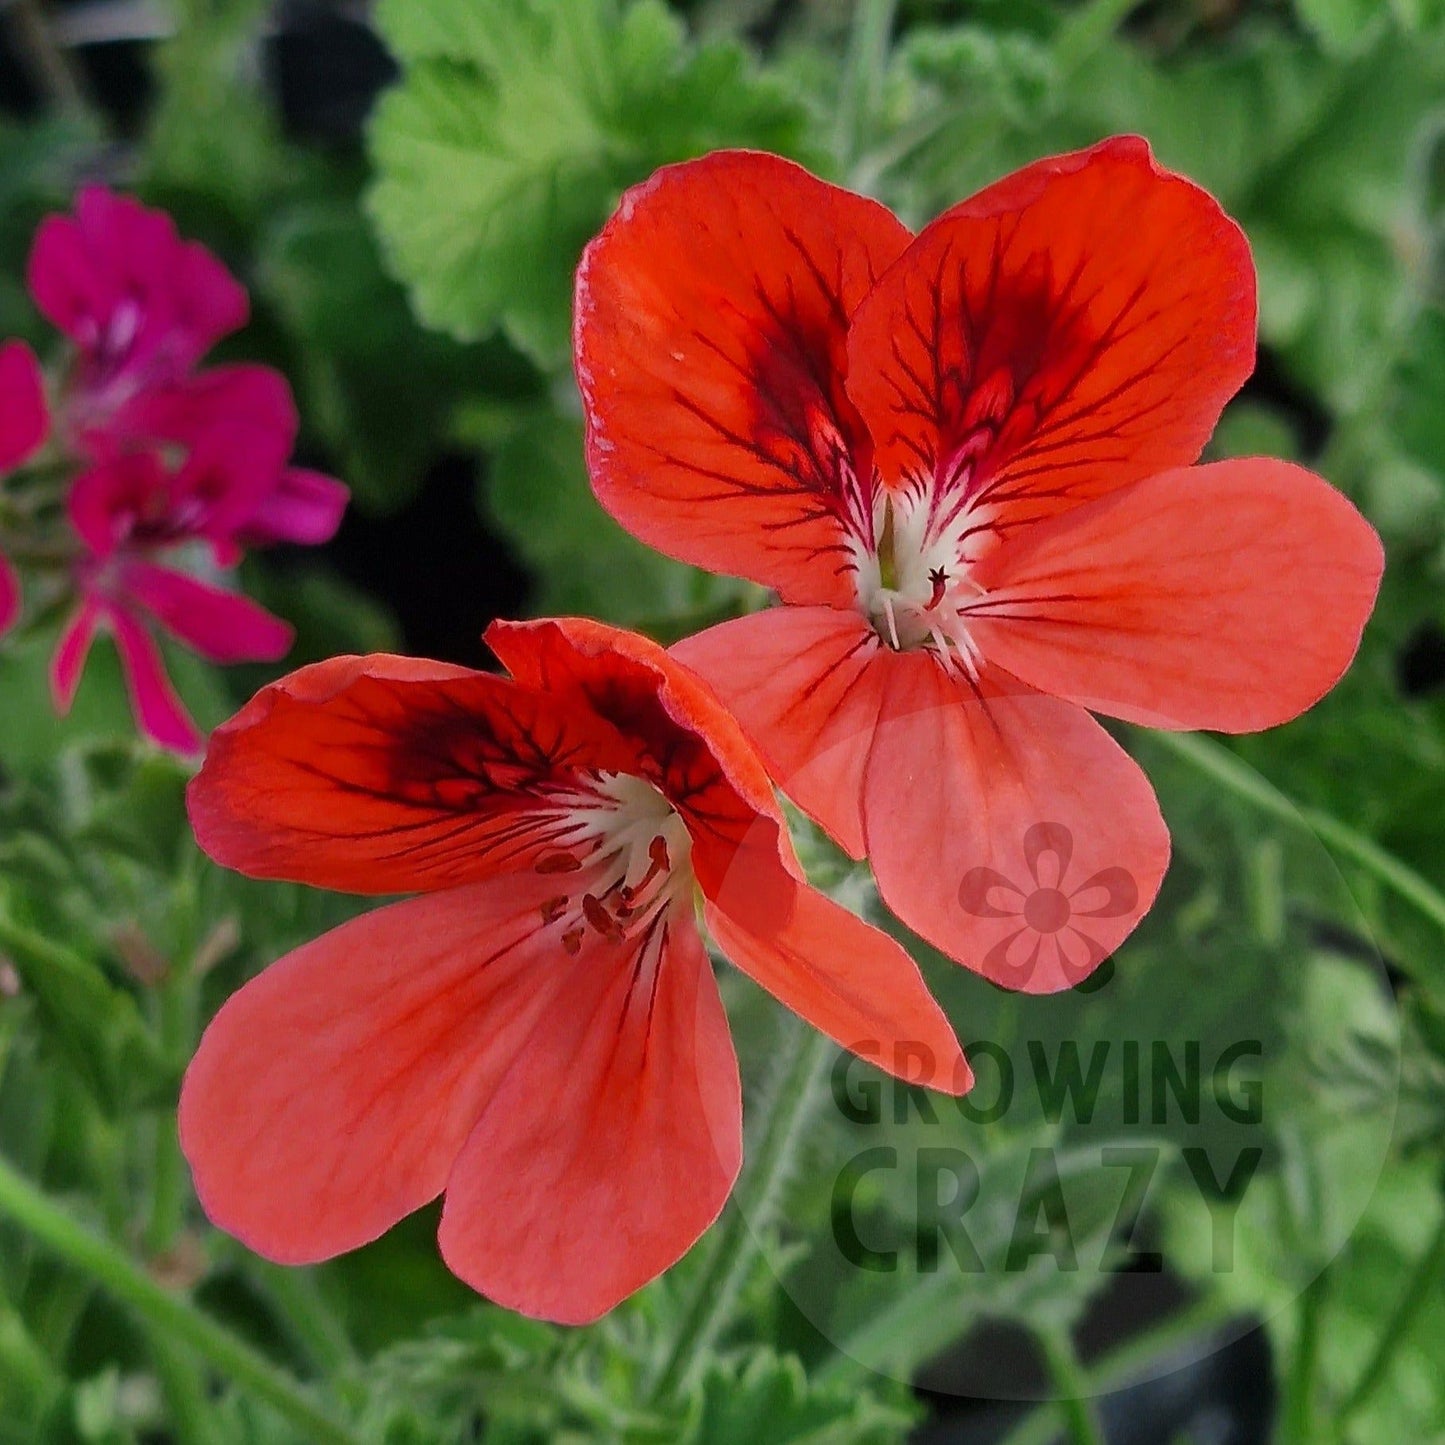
[27,186,248,449]
[51,366,347,753]
[0,341,51,637]
[0,187,348,752]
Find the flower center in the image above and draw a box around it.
[530,772,693,954]
[852,487,992,676]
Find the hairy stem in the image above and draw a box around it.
[1339,1206,1445,1422]
[0,1155,360,1445]
[1148,731,1445,946]
[649,1011,832,1400]
[1037,1327,1106,1445]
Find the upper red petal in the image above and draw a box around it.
[845,136,1255,532]
[671,606,885,860]
[187,653,636,894]
[862,656,1170,992]
[486,616,783,848]
[575,151,912,605]
[180,878,585,1267]
[438,908,741,1323]
[968,458,1384,732]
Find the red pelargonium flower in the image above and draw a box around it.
[574,139,1383,992]
[27,186,247,445]
[0,340,50,636]
[180,618,968,1324]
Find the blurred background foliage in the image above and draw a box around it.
[1,1,1445,1442]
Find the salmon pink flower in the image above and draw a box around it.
[27,186,247,447]
[179,618,968,1324]
[574,139,1384,991]
[0,340,50,636]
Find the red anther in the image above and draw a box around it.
[536,852,583,874]
[539,896,568,926]
[582,893,625,942]
[562,927,584,956]
[926,567,948,610]
[649,835,671,872]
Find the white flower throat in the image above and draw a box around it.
[852,484,995,678]
[530,772,693,954]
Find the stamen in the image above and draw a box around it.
[536,851,583,874]
[562,927,584,956]
[539,896,568,926]
[926,567,948,610]
[581,893,625,943]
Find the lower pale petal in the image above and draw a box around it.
[672,607,885,859]
[438,910,741,1324]
[181,881,573,1267]
[969,459,1384,732]
[702,822,970,1096]
[863,656,1169,992]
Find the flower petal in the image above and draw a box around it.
[575,151,912,605]
[671,606,885,860]
[28,187,247,384]
[50,598,102,710]
[180,878,593,1269]
[488,617,966,1095]
[438,906,741,1323]
[238,468,350,548]
[862,656,1170,992]
[0,551,19,638]
[0,341,49,471]
[846,136,1255,528]
[967,458,1384,731]
[125,562,294,663]
[704,835,970,1097]
[188,654,636,894]
[486,616,783,840]
[108,606,204,754]
[67,453,167,557]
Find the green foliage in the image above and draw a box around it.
[366,0,809,367]
[3,1,1445,1443]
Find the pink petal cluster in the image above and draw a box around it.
[0,187,348,752]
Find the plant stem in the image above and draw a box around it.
[1281,1269,1328,1443]
[835,0,899,175]
[1148,731,1445,945]
[0,1154,360,1445]
[649,1013,832,1401]
[995,1300,1233,1445]
[1053,0,1142,73]
[1037,1327,1106,1445]
[1339,1206,1445,1422]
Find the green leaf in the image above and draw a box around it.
[256,204,523,514]
[687,1349,916,1445]
[366,0,808,368]
[482,408,752,631]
